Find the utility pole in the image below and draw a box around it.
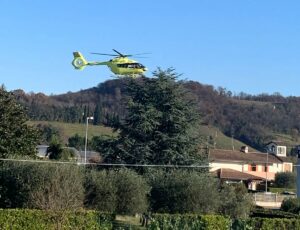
[84,116,94,164]
[265,150,269,193]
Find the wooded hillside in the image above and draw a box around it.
[13,79,300,151]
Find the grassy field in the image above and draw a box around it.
[198,125,257,151]
[29,120,253,150]
[28,121,116,143]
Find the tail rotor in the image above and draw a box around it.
[72,52,88,70]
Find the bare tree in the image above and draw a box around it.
[27,164,84,229]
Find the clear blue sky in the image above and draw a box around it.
[1,1,300,96]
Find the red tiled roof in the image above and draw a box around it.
[214,168,265,181]
[209,149,290,164]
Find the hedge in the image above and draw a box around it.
[147,214,231,230]
[147,214,300,230]
[0,209,115,230]
[232,218,300,230]
[250,208,298,219]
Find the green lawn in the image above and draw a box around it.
[269,187,296,194]
[29,120,261,151]
[198,125,257,151]
[28,120,116,143]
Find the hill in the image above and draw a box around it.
[29,120,257,151]
[28,121,115,144]
[15,78,300,151]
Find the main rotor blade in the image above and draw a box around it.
[90,52,119,56]
[112,49,125,57]
[132,53,151,56]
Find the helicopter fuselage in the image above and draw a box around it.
[105,57,147,75]
[72,51,147,77]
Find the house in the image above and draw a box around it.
[36,145,49,158]
[296,145,300,157]
[78,150,102,163]
[209,146,293,190]
[36,145,82,162]
[266,141,287,157]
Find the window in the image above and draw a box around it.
[277,146,286,155]
[271,145,275,153]
[249,164,257,171]
[284,164,292,172]
[263,165,268,172]
[117,63,142,69]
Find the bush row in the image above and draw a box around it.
[147,214,231,230]
[0,209,114,230]
[233,218,300,230]
[0,162,150,215]
[2,210,300,230]
[147,214,300,230]
[0,162,252,217]
[250,208,298,219]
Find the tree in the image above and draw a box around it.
[0,161,84,227]
[93,104,102,125]
[101,68,204,165]
[68,133,85,150]
[112,168,149,214]
[0,162,84,210]
[0,88,39,158]
[281,198,300,213]
[275,172,296,188]
[146,169,220,214]
[47,136,63,160]
[84,169,117,212]
[84,168,149,214]
[219,183,253,218]
[36,123,62,144]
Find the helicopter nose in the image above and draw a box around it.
[143,67,148,71]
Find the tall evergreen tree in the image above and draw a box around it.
[102,68,204,165]
[0,88,39,158]
[93,104,102,125]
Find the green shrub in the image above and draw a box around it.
[246,218,300,230]
[275,172,296,188]
[147,214,230,230]
[0,209,114,230]
[85,169,118,212]
[85,168,149,214]
[0,162,84,210]
[112,168,150,214]
[146,169,220,214]
[219,183,253,219]
[281,198,300,214]
[251,208,298,218]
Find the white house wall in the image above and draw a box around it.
[210,162,243,172]
[210,161,292,181]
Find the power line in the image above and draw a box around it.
[3,158,300,169]
[0,158,211,168]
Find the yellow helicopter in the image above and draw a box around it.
[72,49,148,77]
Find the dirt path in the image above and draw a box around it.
[113,215,146,230]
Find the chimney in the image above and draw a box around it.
[241,146,248,153]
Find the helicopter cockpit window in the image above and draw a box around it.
[117,63,142,69]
